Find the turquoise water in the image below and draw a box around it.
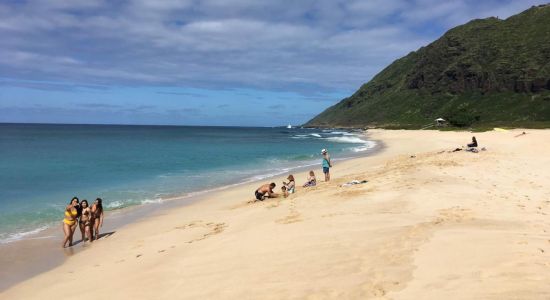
[0,124,375,243]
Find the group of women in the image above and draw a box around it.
[62,197,104,248]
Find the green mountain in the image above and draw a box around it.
[306,4,550,129]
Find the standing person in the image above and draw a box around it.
[79,200,93,242]
[62,197,79,248]
[321,149,332,182]
[91,198,104,240]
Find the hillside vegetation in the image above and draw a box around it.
[306,4,550,128]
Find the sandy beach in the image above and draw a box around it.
[1,129,549,299]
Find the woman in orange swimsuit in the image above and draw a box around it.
[62,197,79,248]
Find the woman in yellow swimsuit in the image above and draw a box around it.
[62,197,79,248]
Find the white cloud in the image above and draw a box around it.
[0,0,547,94]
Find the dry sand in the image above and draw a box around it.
[1,129,549,299]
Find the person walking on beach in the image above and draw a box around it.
[91,198,104,240]
[62,197,79,248]
[254,183,278,201]
[321,149,332,182]
[79,200,93,242]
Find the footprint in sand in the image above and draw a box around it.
[276,213,302,224]
[435,207,474,224]
[276,206,302,224]
[176,221,227,243]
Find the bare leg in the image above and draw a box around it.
[69,224,77,246]
[94,218,100,240]
[85,225,92,242]
[62,223,72,248]
[327,171,330,181]
[79,222,85,242]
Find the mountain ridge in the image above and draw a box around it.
[306,4,550,128]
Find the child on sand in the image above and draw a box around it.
[281,186,289,198]
[303,170,316,187]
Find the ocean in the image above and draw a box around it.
[0,124,376,243]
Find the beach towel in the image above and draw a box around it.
[341,180,368,187]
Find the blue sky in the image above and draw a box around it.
[0,0,546,126]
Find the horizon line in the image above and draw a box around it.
[0,121,305,128]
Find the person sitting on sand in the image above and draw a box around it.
[303,170,316,187]
[281,186,289,198]
[467,136,478,148]
[91,198,104,241]
[62,197,79,248]
[283,175,296,194]
[79,200,93,243]
[254,183,278,201]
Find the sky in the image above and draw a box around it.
[0,0,547,126]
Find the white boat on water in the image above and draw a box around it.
[287,124,292,129]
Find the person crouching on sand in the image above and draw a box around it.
[91,198,104,240]
[62,197,79,248]
[303,170,316,187]
[254,183,278,201]
[79,199,93,243]
[321,149,332,182]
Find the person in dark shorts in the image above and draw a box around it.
[321,149,332,182]
[254,182,278,201]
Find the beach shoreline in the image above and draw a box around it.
[2,128,549,299]
[0,130,382,291]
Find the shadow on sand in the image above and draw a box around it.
[64,231,117,256]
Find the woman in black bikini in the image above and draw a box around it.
[91,198,104,240]
[79,200,92,242]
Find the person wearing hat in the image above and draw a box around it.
[282,175,296,194]
[321,149,332,181]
